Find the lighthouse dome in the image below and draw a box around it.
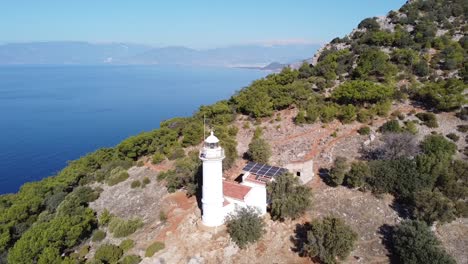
[205,131,219,144]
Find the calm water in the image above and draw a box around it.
[0,65,266,194]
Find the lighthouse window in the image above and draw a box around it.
[205,142,218,149]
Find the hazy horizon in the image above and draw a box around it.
[1,1,406,49]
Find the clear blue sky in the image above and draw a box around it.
[1,0,406,48]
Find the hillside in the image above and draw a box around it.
[0,0,467,263]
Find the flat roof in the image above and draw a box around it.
[223,181,251,201]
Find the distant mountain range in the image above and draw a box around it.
[0,41,320,68]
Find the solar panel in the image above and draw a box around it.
[242,161,288,179]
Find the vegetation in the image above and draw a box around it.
[329,157,349,186]
[225,207,265,249]
[145,242,165,257]
[358,126,371,135]
[415,112,438,128]
[108,218,144,238]
[268,173,312,220]
[92,230,107,242]
[130,180,141,188]
[246,128,271,163]
[119,239,135,252]
[94,244,124,264]
[344,161,371,188]
[2,0,466,261]
[120,255,142,264]
[303,216,358,264]
[391,220,456,264]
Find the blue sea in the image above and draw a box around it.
[0,65,266,194]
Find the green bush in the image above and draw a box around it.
[420,134,457,157]
[142,177,151,186]
[457,125,468,133]
[303,216,358,264]
[159,211,167,223]
[412,190,456,224]
[152,152,166,164]
[358,126,371,135]
[92,230,106,242]
[345,161,370,188]
[130,180,141,189]
[332,80,394,105]
[107,168,130,186]
[99,209,114,226]
[226,207,265,249]
[78,245,90,259]
[268,173,312,220]
[136,160,144,167]
[404,121,418,135]
[119,255,142,264]
[415,112,438,128]
[416,79,466,111]
[379,120,402,133]
[246,135,271,164]
[168,147,185,160]
[392,220,456,264]
[94,244,123,264]
[145,242,165,257]
[119,239,135,252]
[446,133,459,142]
[338,104,357,124]
[329,157,349,186]
[108,218,144,238]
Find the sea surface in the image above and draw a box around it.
[0,65,266,194]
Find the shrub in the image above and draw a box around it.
[372,100,392,117]
[268,173,312,220]
[99,209,114,226]
[130,180,141,189]
[446,133,459,142]
[119,239,135,252]
[357,109,373,123]
[392,220,456,264]
[107,169,130,186]
[412,190,456,224]
[415,112,438,128]
[120,255,142,264]
[457,125,468,133]
[152,152,165,164]
[329,157,348,186]
[168,147,185,160]
[142,177,151,186]
[303,216,358,264]
[109,218,144,238]
[358,126,371,135]
[94,244,123,264]
[320,104,339,123]
[295,110,306,125]
[379,120,402,133]
[345,161,370,188]
[78,245,90,259]
[136,160,144,167]
[92,230,106,242]
[145,242,165,257]
[225,207,265,249]
[420,134,457,157]
[246,136,271,164]
[332,80,393,105]
[404,120,418,134]
[159,211,167,223]
[416,79,466,111]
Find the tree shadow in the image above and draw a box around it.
[318,168,334,186]
[389,199,412,219]
[378,224,398,264]
[290,222,311,257]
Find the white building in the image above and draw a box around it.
[199,131,267,227]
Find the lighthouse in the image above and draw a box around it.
[199,131,225,227]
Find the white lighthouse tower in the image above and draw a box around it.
[199,131,225,227]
